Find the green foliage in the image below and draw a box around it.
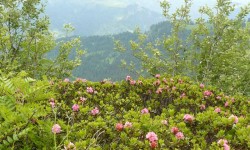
[0,72,54,149]
[46,75,249,149]
[116,0,250,96]
[0,0,84,79]
[0,73,249,149]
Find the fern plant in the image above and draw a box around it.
[0,71,55,149]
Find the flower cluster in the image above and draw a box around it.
[146,132,158,148]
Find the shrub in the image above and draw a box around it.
[0,74,249,149]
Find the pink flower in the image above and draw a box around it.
[91,107,99,115]
[156,88,163,94]
[155,74,160,78]
[175,132,184,140]
[72,104,79,111]
[218,139,228,146]
[126,75,131,81]
[180,93,186,98]
[200,104,206,110]
[124,122,132,128]
[154,79,161,85]
[115,123,123,131]
[204,90,212,97]
[64,78,70,82]
[224,143,230,150]
[130,80,136,85]
[52,124,61,134]
[49,98,55,108]
[216,96,222,100]
[178,79,183,84]
[183,114,195,123]
[87,87,94,93]
[214,107,221,113]
[224,101,229,107]
[146,132,158,142]
[141,108,149,114]
[171,127,179,134]
[50,101,55,108]
[200,83,205,88]
[150,141,157,149]
[80,97,87,103]
[229,115,238,124]
[161,120,168,125]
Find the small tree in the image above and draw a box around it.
[116,0,250,96]
[0,0,84,79]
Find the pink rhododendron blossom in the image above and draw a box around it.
[52,124,61,134]
[216,96,222,100]
[50,101,55,108]
[200,104,206,110]
[154,79,161,85]
[175,132,184,140]
[91,107,99,115]
[204,90,212,97]
[200,83,205,88]
[72,104,79,111]
[146,132,158,142]
[150,141,157,149]
[161,120,168,125]
[64,78,70,82]
[64,142,76,150]
[223,144,230,150]
[229,115,238,124]
[214,107,221,113]
[178,79,183,84]
[141,108,149,114]
[124,122,132,128]
[115,123,123,131]
[126,75,131,81]
[183,114,194,123]
[87,87,94,93]
[224,101,229,107]
[171,127,179,134]
[180,93,186,98]
[156,88,163,94]
[80,97,87,103]
[155,74,160,78]
[130,80,136,85]
[49,98,55,108]
[218,139,228,145]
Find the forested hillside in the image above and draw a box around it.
[72,21,176,81]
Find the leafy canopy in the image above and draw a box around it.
[0,0,85,79]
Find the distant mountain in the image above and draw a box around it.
[45,2,164,36]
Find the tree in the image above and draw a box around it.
[116,0,250,95]
[0,0,84,79]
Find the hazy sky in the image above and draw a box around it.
[47,0,250,15]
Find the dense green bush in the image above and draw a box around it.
[1,73,249,149]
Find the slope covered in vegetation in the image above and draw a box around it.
[0,74,249,149]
